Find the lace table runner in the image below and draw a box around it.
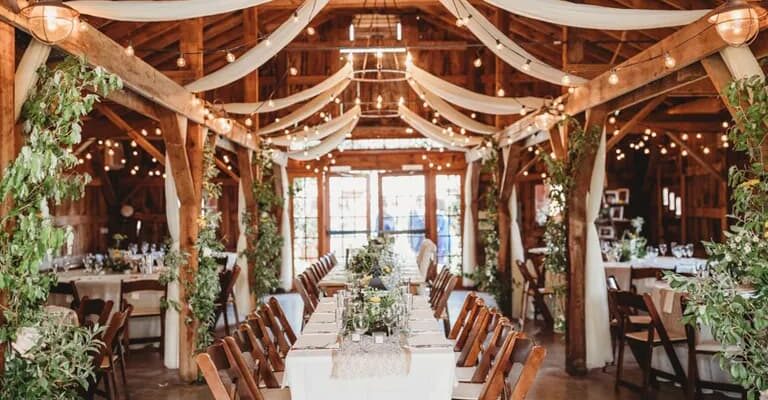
[331,338,412,380]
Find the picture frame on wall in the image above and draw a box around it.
[598,226,615,239]
[609,206,624,220]
[603,190,619,205]
[615,188,630,204]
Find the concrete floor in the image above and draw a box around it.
[118,291,734,400]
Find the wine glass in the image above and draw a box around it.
[140,241,149,255]
[658,243,667,257]
[352,312,369,345]
[686,244,695,258]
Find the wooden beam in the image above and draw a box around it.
[215,158,239,180]
[700,55,741,122]
[665,97,724,115]
[158,108,195,205]
[664,131,725,183]
[95,104,166,165]
[606,95,667,150]
[605,63,708,112]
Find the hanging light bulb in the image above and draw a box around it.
[176,54,187,68]
[561,74,571,86]
[608,116,617,124]
[355,97,361,105]
[722,121,730,128]
[226,51,236,63]
[703,146,711,154]
[663,52,677,69]
[21,0,80,44]
[289,66,299,76]
[519,107,528,116]
[608,69,620,85]
[473,57,482,68]
[470,113,476,119]
[495,39,503,50]
[292,11,299,22]
[124,44,135,57]
[660,147,668,155]
[568,87,576,94]
[245,117,253,127]
[496,88,505,97]
[708,0,764,46]
[521,59,531,71]
[307,26,316,35]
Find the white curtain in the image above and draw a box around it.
[415,239,436,279]
[270,105,360,147]
[462,161,477,286]
[509,185,526,319]
[235,176,254,315]
[439,0,586,87]
[484,0,707,30]
[719,46,766,80]
[398,105,483,150]
[286,118,358,161]
[258,80,351,135]
[585,131,612,369]
[185,0,329,92]
[163,154,181,369]
[66,0,271,21]
[224,63,353,114]
[14,40,50,120]
[407,79,498,135]
[407,64,544,115]
[271,151,293,291]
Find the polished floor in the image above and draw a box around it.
[119,291,735,400]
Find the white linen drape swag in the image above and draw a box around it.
[258,80,351,135]
[67,0,272,21]
[406,79,498,135]
[235,177,254,314]
[185,0,330,92]
[15,40,51,121]
[462,161,477,286]
[225,63,354,114]
[287,118,359,161]
[163,155,180,369]
[270,105,361,147]
[584,131,613,369]
[271,151,293,291]
[509,185,525,319]
[398,105,482,151]
[439,0,586,86]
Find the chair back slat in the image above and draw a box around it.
[76,296,114,327]
[433,274,457,319]
[222,336,264,400]
[505,338,547,400]
[246,314,285,371]
[455,298,485,352]
[449,292,477,340]
[238,324,281,388]
[196,353,235,400]
[457,305,491,367]
[260,304,291,356]
[268,296,297,344]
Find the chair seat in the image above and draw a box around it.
[100,354,119,369]
[452,382,484,400]
[455,366,477,382]
[625,330,686,343]
[629,315,652,325]
[262,387,292,400]
[129,307,161,317]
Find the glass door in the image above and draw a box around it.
[328,175,370,265]
[379,174,426,263]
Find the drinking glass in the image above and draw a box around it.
[335,307,346,332]
[141,242,150,255]
[352,312,368,345]
[658,243,667,257]
[686,244,694,258]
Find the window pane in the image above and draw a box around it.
[329,175,370,265]
[436,174,463,273]
[292,177,319,275]
[381,175,426,263]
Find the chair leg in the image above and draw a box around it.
[615,336,625,391]
[119,354,130,400]
[223,304,230,336]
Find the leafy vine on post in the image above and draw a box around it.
[538,116,600,333]
[0,57,122,396]
[241,148,282,305]
[669,76,768,398]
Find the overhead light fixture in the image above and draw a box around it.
[210,101,233,134]
[396,22,403,41]
[708,0,764,46]
[339,47,407,55]
[349,23,355,41]
[21,0,80,44]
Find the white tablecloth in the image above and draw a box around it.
[604,256,706,292]
[284,297,455,400]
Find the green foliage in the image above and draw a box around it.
[158,239,186,313]
[347,235,396,276]
[668,76,768,397]
[0,56,121,343]
[1,316,103,399]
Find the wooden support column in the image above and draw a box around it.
[0,19,14,375]
[497,145,523,315]
[565,106,607,376]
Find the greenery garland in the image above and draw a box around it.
[0,56,121,393]
[241,149,282,305]
[669,76,768,397]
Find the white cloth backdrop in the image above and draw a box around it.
[271,151,293,291]
[462,161,477,286]
[407,64,544,115]
[224,63,353,114]
[287,118,358,161]
[439,0,586,87]
[163,153,181,369]
[66,0,272,21]
[584,131,613,369]
[509,185,526,319]
[14,40,50,120]
[235,178,253,314]
[185,0,329,92]
[398,105,483,150]
[258,80,351,135]
[484,0,707,30]
[407,79,498,135]
[270,105,360,147]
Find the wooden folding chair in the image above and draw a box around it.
[119,279,166,354]
[455,298,486,353]
[214,265,241,336]
[259,304,291,357]
[76,296,113,328]
[449,292,478,340]
[246,314,285,371]
[221,336,293,400]
[50,280,81,309]
[516,260,553,328]
[268,297,297,345]
[452,329,520,400]
[629,267,664,293]
[456,305,491,367]
[294,276,316,320]
[456,319,514,384]
[503,337,547,400]
[237,323,284,388]
[434,274,458,324]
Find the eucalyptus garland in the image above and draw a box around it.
[669,76,768,397]
[0,57,121,389]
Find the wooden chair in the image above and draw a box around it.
[88,305,132,400]
[503,337,547,400]
[456,305,491,367]
[612,290,688,398]
[434,274,458,325]
[213,265,241,336]
[454,298,486,354]
[516,260,553,328]
[607,275,621,291]
[294,276,316,320]
[299,273,320,305]
[268,297,297,345]
[76,296,113,328]
[329,252,338,267]
[429,266,451,306]
[259,304,291,357]
[456,319,514,383]
[246,314,285,371]
[119,279,166,354]
[449,292,478,340]
[452,330,520,400]
[196,353,237,400]
[425,260,438,286]
[629,267,664,293]
[50,280,81,309]
[221,337,293,400]
[201,340,253,399]
[237,323,284,388]
[680,297,746,400]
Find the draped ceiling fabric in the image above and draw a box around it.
[270,105,361,147]
[271,151,293,291]
[14,40,50,121]
[462,161,477,287]
[509,185,526,319]
[258,80,351,135]
[484,0,708,30]
[407,79,498,135]
[66,0,272,21]
[439,0,586,87]
[398,105,483,151]
[585,131,613,369]
[407,64,544,115]
[286,118,358,161]
[185,0,329,92]
[224,64,354,115]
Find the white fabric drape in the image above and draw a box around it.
[286,118,358,161]
[270,105,361,147]
[185,0,329,92]
[258,80,351,135]
[439,0,586,87]
[407,79,498,135]
[224,64,353,114]
[585,131,612,369]
[407,64,544,115]
[398,105,483,150]
[509,185,526,319]
[235,178,254,315]
[719,46,766,80]
[462,161,477,286]
[66,0,271,21]
[484,0,708,30]
[415,239,437,279]
[163,154,181,369]
[14,40,51,120]
[271,151,293,291]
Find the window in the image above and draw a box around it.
[436,174,462,271]
[328,175,370,265]
[291,176,319,274]
[380,174,426,263]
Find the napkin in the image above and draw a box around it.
[293,333,340,350]
[406,333,451,348]
[303,323,339,334]
[309,313,337,324]
[408,319,441,333]
[315,302,338,313]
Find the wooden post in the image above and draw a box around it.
[497,146,522,316]
[565,106,607,376]
[0,19,14,376]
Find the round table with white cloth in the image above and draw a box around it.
[604,256,706,292]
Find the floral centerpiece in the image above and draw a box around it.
[609,217,648,262]
[347,235,399,290]
[342,288,404,335]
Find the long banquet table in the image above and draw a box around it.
[284,295,455,400]
[317,264,426,296]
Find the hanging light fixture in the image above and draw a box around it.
[225,50,236,63]
[663,52,677,69]
[21,0,79,44]
[708,0,764,46]
[608,69,620,85]
[210,101,233,134]
[176,54,187,68]
[473,56,482,68]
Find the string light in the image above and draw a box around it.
[245,117,253,127]
[695,132,703,139]
[681,133,689,140]
[703,146,711,154]
[663,52,677,69]
[561,74,571,86]
[608,69,619,85]
[608,116,617,124]
[722,121,730,128]
[660,147,668,155]
[495,39,502,50]
[176,54,187,68]
[124,44,135,57]
[521,60,531,71]
[289,67,299,76]
[681,149,688,156]
[307,26,316,35]
[226,51,236,63]
[473,57,482,68]
[496,88,505,97]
